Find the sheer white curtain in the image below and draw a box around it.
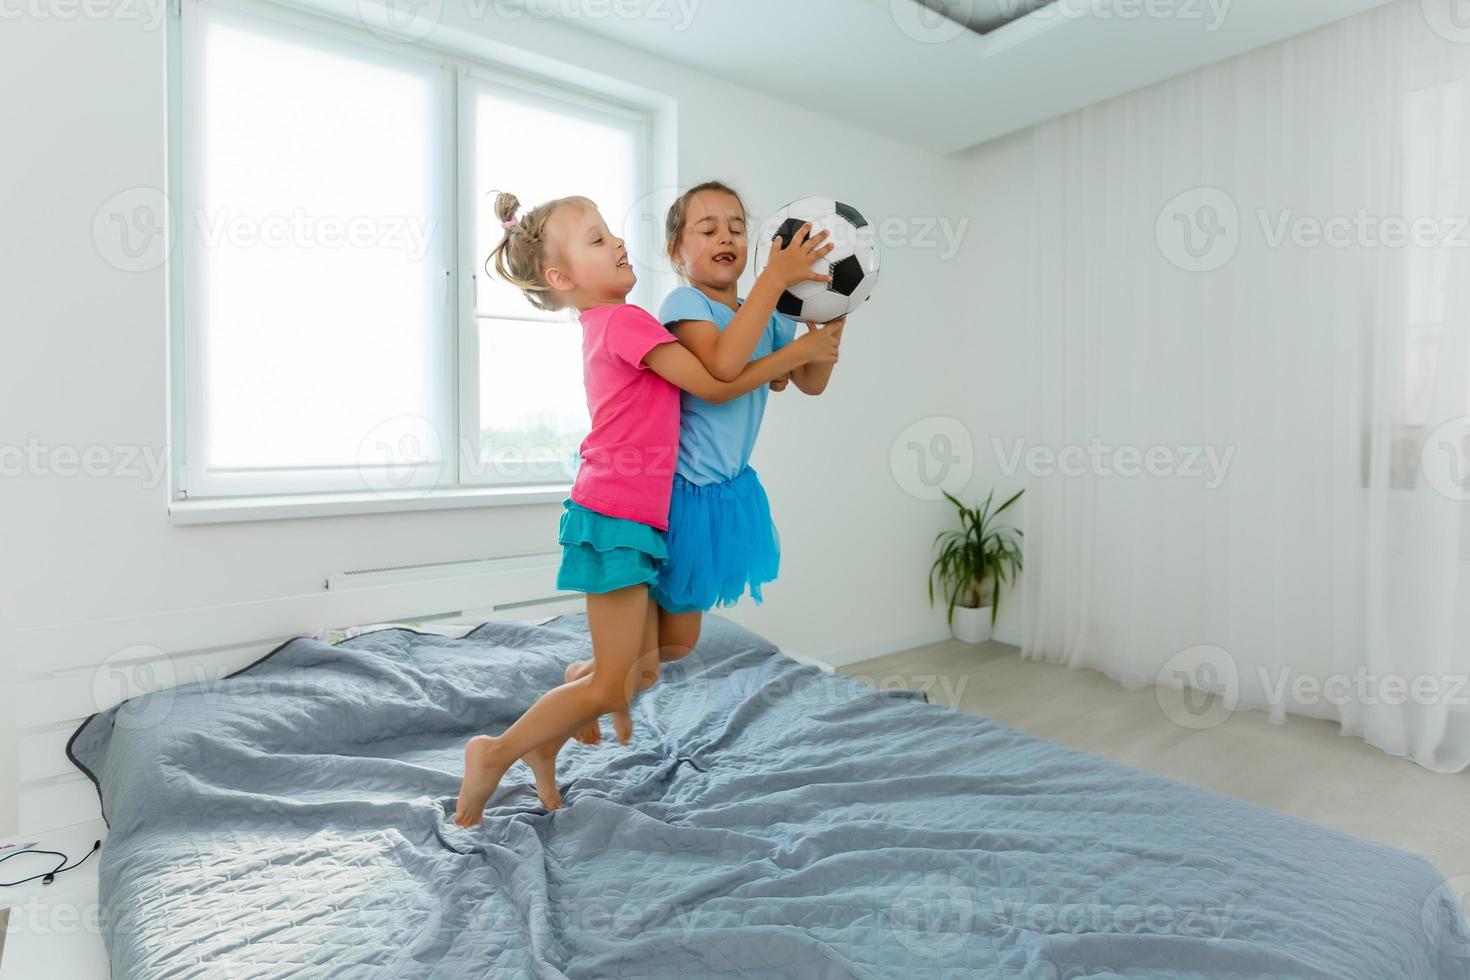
[1021,0,1470,772]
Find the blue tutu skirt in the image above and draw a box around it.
[652,466,780,615]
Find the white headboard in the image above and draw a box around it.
[13,552,580,835]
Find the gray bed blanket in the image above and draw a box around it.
[68,614,1470,978]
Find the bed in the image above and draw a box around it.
[67,613,1470,978]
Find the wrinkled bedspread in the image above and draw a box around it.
[69,614,1470,978]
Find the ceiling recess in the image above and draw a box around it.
[917,0,1059,35]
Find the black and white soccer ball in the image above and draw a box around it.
[754,197,879,325]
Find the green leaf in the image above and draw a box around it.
[927,485,1025,621]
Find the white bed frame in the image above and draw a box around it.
[12,551,579,836]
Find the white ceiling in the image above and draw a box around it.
[525,0,1395,155]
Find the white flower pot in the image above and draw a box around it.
[951,605,994,644]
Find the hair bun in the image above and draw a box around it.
[493,191,520,229]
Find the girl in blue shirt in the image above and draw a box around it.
[653,181,846,656]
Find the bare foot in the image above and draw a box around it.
[522,737,568,811]
[565,660,602,745]
[454,735,511,828]
[612,711,634,745]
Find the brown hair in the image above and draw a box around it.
[664,180,747,280]
[485,191,594,312]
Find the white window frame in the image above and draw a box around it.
[166,0,667,523]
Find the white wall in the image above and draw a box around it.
[950,129,1037,646]
[948,2,1447,662]
[2,1,984,836]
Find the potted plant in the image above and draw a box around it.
[929,489,1024,643]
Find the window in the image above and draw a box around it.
[460,77,646,488]
[173,0,653,508]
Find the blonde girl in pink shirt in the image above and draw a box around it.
[454,192,836,828]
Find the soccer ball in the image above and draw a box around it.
[754,197,879,325]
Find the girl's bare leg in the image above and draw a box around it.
[566,655,626,746]
[454,587,660,828]
[656,608,702,663]
[620,599,659,741]
[567,605,699,743]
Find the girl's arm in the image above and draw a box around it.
[788,318,845,395]
[644,323,839,405]
[673,224,833,382]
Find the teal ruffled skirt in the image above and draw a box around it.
[555,499,668,595]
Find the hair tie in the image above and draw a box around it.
[502,217,518,229]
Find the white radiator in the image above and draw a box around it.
[326,554,556,593]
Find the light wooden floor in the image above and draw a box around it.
[839,638,1470,890]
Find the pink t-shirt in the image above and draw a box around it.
[570,304,681,530]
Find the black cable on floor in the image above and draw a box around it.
[0,840,101,888]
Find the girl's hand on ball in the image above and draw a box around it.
[794,322,841,365]
[767,222,834,287]
[808,317,846,341]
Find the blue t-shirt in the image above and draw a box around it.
[658,285,798,485]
